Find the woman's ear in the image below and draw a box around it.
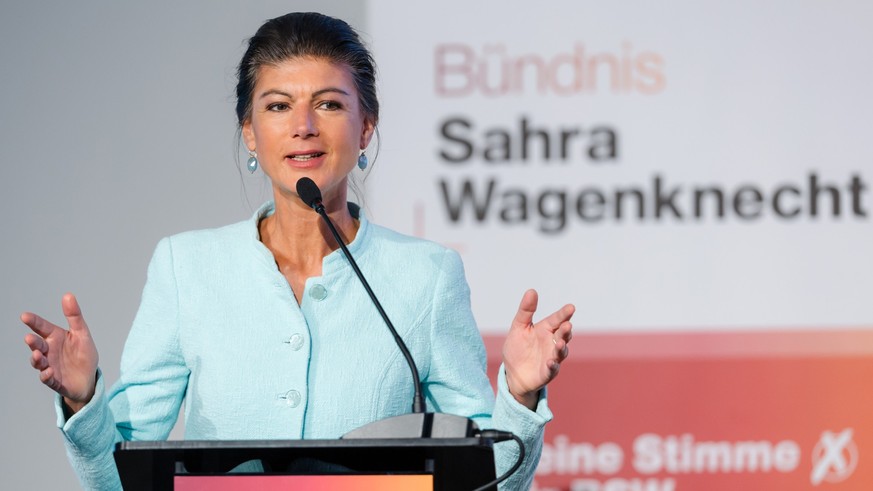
[242,119,256,152]
[360,117,376,149]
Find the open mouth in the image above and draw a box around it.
[288,152,325,161]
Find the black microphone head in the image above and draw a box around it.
[296,177,323,209]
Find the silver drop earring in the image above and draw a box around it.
[247,150,259,174]
[357,152,368,171]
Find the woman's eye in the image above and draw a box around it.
[267,102,289,111]
[318,101,342,111]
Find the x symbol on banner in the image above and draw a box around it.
[810,428,855,485]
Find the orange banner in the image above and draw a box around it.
[485,330,873,490]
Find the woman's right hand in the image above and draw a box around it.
[21,293,99,413]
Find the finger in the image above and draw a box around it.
[39,366,60,392]
[511,289,539,329]
[556,321,573,343]
[552,336,570,362]
[31,349,49,370]
[62,293,89,335]
[24,333,49,354]
[559,342,569,361]
[546,359,561,378]
[540,303,576,332]
[20,312,60,338]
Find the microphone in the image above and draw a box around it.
[296,177,426,414]
[296,177,324,212]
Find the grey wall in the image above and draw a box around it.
[0,1,365,488]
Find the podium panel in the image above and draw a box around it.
[115,438,496,491]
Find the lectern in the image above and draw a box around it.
[115,438,497,490]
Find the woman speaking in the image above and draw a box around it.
[21,12,574,490]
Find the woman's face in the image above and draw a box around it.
[242,57,375,204]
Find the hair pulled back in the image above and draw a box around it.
[235,12,378,127]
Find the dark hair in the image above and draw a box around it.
[235,12,379,127]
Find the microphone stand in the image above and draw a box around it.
[296,178,478,438]
[309,191,425,414]
[295,178,526,489]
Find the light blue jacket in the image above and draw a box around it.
[56,202,551,490]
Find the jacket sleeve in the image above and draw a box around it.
[55,237,190,490]
[425,248,552,490]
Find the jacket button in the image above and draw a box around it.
[282,389,302,407]
[309,284,328,301]
[287,333,304,351]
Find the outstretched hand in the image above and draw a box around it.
[21,293,99,412]
[502,289,575,410]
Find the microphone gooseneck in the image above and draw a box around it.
[297,179,524,486]
[295,177,426,414]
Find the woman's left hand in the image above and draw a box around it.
[502,289,575,410]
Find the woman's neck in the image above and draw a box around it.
[259,187,359,281]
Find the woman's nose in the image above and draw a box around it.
[291,106,318,138]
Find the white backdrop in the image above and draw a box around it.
[366,0,873,332]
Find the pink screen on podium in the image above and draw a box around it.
[174,474,433,490]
